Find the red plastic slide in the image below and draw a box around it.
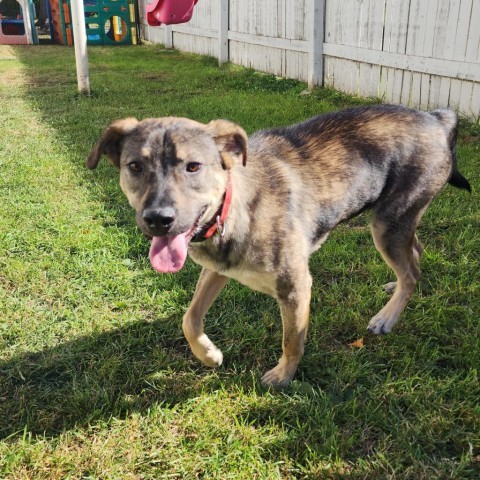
[146,0,199,26]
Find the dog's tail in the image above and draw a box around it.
[431,109,471,193]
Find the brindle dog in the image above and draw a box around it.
[87,105,470,387]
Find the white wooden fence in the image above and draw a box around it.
[140,0,480,120]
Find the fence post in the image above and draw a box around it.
[164,25,173,48]
[308,0,325,89]
[219,0,229,64]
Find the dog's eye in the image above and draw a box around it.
[128,162,143,173]
[186,162,202,173]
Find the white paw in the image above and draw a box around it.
[190,333,223,368]
[367,314,397,335]
[202,346,223,368]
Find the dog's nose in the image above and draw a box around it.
[143,207,175,230]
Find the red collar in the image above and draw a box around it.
[196,174,232,241]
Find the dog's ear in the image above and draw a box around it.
[86,118,139,170]
[206,119,248,169]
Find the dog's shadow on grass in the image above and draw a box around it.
[0,280,291,441]
[0,309,365,444]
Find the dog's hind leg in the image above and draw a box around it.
[381,234,424,294]
[368,213,425,335]
[183,268,229,367]
[261,268,312,387]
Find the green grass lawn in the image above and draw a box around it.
[0,44,479,479]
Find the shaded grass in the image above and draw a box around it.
[0,44,479,479]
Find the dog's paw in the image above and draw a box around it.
[261,368,292,388]
[383,281,397,293]
[203,346,223,368]
[367,314,396,335]
[190,334,223,368]
[261,359,297,388]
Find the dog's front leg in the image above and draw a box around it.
[261,271,312,387]
[183,268,229,368]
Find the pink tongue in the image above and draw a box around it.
[149,234,189,273]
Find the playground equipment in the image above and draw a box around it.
[146,0,198,26]
[48,0,137,46]
[81,0,136,45]
[0,0,38,44]
[48,0,71,45]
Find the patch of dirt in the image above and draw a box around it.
[0,45,17,60]
[459,134,480,144]
[138,72,169,81]
[26,74,76,87]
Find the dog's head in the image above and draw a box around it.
[87,117,247,273]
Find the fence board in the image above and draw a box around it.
[411,72,422,108]
[422,0,439,57]
[391,68,404,104]
[383,0,410,54]
[454,0,473,61]
[465,0,480,63]
[458,80,474,114]
[470,83,480,116]
[433,0,451,59]
[420,73,430,110]
[323,43,480,81]
[443,0,462,60]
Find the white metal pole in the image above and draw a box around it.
[70,0,90,94]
